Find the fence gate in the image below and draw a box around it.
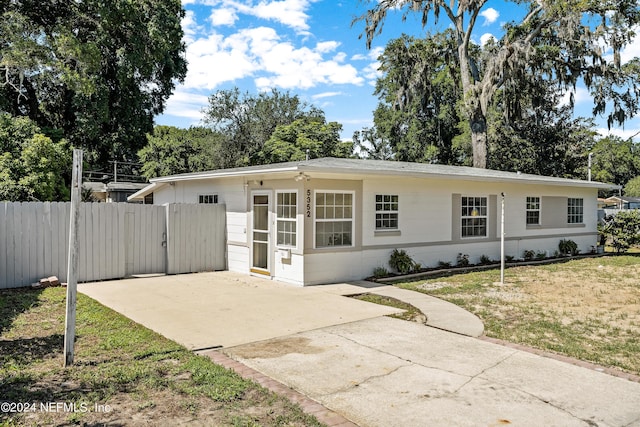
[0,202,227,289]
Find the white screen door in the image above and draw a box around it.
[251,193,270,274]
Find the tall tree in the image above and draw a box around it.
[139,126,224,179]
[590,135,640,187]
[260,117,352,163]
[0,0,187,170]
[202,88,325,168]
[357,0,640,168]
[373,32,466,165]
[487,77,598,178]
[353,127,394,160]
[0,113,71,201]
[624,176,640,197]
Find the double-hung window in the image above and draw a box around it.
[315,192,353,247]
[526,197,541,225]
[567,198,583,224]
[375,195,399,230]
[461,196,487,238]
[276,192,297,247]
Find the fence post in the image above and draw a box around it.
[64,149,83,367]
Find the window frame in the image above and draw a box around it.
[275,190,298,249]
[526,196,541,226]
[375,194,399,230]
[460,196,488,239]
[314,190,355,249]
[567,197,584,224]
[198,194,218,204]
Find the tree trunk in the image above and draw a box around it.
[470,109,487,168]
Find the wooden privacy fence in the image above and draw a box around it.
[0,202,227,289]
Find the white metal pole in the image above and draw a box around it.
[588,152,592,181]
[500,192,505,285]
[64,149,83,367]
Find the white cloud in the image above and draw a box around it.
[219,0,314,32]
[620,26,640,64]
[182,26,364,91]
[480,8,499,25]
[559,87,591,107]
[182,10,204,44]
[210,8,238,26]
[352,46,384,61]
[163,88,210,121]
[480,33,496,46]
[312,91,342,99]
[597,127,639,141]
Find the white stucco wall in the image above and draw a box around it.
[149,173,599,286]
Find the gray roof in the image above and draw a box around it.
[130,157,617,201]
[149,157,616,188]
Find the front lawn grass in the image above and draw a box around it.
[0,287,324,426]
[393,255,640,376]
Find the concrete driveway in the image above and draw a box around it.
[78,271,401,350]
[80,272,640,426]
[225,317,640,427]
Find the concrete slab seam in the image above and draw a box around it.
[198,349,358,427]
[479,336,640,384]
[325,328,468,380]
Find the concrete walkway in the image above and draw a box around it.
[345,281,484,337]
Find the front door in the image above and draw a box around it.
[251,193,270,275]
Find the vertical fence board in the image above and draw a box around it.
[1,202,226,288]
[0,204,6,288]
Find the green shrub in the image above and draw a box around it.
[535,251,546,260]
[388,249,416,274]
[479,254,492,265]
[558,239,579,256]
[372,266,389,279]
[456,253,469,267]
[600,211,640,253]
[438,260,452,268]
[523,249,535,261]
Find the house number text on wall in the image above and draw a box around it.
[306,189,311,217]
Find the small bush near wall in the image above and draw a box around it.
[388,249,416,274]
[558,239,579,256]
[456,253,470,267]
[373,266,389,278]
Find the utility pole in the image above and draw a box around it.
[500,192,505,285]
[64,149,83,367]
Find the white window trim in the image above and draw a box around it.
[526,196,541,226]
[313,189,356,249]
[375,194,399,231]
[460,195,488,239]
[198,194,218,204]
[275,189,298,249]
[567,197,584,224]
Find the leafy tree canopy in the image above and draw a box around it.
[590,135,640,186]
[0,113,71,201]
[139,126,224,179]
[373,32,466,165]
[356,0,640,168]
[0,0,187,171]
[624,176,640,197]
[261,117,352,163]
[202,88,327,168]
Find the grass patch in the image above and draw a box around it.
[0,287,324,426]
[352,294,425,323]
[393,255,640,376]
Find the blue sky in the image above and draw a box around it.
[157,0,640,143]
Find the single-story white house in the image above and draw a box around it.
[129,157,615,286]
